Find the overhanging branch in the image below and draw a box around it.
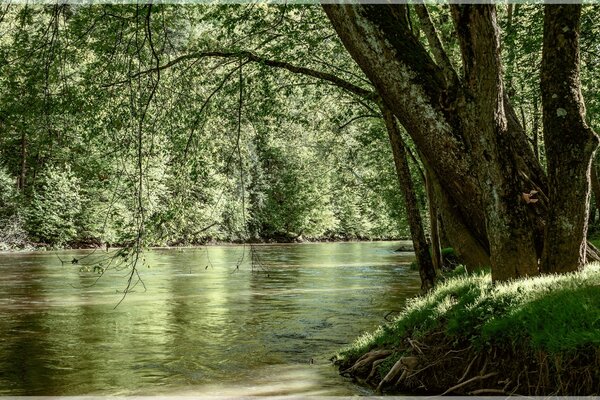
[105,50,377,101]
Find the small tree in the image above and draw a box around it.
[26,165,81,246]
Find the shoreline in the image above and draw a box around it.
[0,237,413,254]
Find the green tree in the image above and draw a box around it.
[25,165,81,246]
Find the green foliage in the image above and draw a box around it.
[25,165,81,246]
[12,4,598,247]
[441,247,455,257]
[0,4,416,247]
[0,167,29,250]
[336,264,600,362]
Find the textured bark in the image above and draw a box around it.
[323,4,491,259]
[425,166,443,272]
[382,106,436,291]
[540,5,599,273]
[451,5,539,280]
[322,4,599,279]
[591,161,600,216]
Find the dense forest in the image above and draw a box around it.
[2,3,599,276]
[1,3,600,396]
[0,4,426,250]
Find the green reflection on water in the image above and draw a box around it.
[0,242,419,395]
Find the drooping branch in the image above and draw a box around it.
[106,50,376,100]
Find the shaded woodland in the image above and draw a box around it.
[2,3,600,285]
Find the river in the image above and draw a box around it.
[0,241,420,396]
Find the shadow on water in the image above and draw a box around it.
[0,241,420,395]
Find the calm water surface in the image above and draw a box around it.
[0,241,419,396]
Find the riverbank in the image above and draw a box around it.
[0,236,411,253]
[334,264,600,395]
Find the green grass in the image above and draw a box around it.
[337,263,600,362]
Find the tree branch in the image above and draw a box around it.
[414,4,458,86]
[105,50,376,100]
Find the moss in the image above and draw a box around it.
[337,263,600,362]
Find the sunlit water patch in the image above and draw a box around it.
[0,241,419,395]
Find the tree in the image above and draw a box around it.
[540,4,599,273]
[382,105,436,291]
[323,4,598,280]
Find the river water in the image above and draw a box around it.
[0,241,419,396]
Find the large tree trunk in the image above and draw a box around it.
[540,5,599,273]
[323,4,544,280]
[382,106,436,291]
[451,5,539,280]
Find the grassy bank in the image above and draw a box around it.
[335,264,600,395]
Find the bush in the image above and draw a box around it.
[0,214,28,250]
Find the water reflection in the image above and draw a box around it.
[0,242,419,395]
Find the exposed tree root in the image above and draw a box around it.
[340,349,392,377]
[365,358,386,383]
[458,354,478,383]
[440,372,498,395]
[376,356,419,393]
[337,332,600,395]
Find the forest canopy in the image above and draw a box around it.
[0,4,422,248]
[1,3,599,284]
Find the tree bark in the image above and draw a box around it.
[429,166,490,271]
[540,4,599,273]
[322,4,599,280]
[382,106,436,291]
[590,160,600,216]
[425,165,443,272]
[322,4,492,258]
[413,4,457,86]
[451,5,540,280]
